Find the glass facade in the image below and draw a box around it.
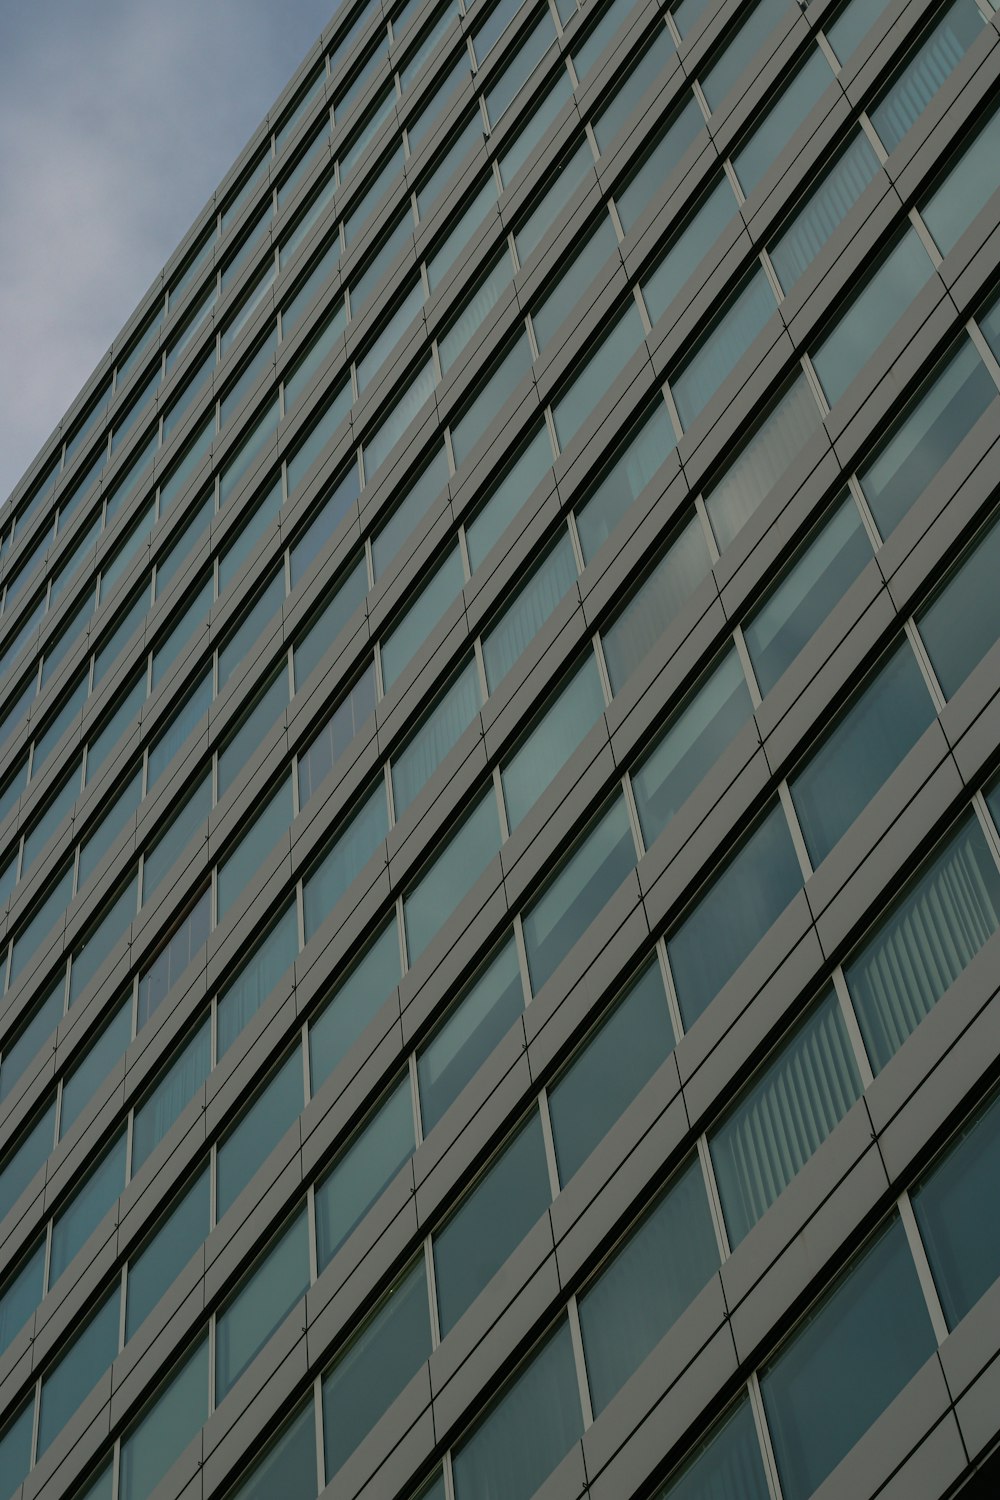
[0,1,998,1498]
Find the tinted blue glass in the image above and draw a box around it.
[870,0,984,154]
[734,50,833,196]
[309,920,401,1092]
[502,656,605,830]
[404,791,501,963]
[216,1048,304,1220]
[672,270,776,429]
[641,177,736,327]
[918,509,1000,700]
[921,103,1000,255]
[38,1285,119,1454]
[127,1169,210,1340]
[49,1130,127,1286]
[316,1077,415,1267]
[657,1397,769,1500]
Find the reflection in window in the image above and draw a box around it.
[869,0,984,155]
[601,513,712,693]
[315,1077,415,1268]
[671,269,776,430]
[119,1336,209,1500]
[501,655,604,830]
[309,919,401,1093]
[404,791,501,963]
[918,508,1000,700]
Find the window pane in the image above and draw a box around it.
[69,871,138,1005]
[811,229,933,408]
[743,495,871,697]
[217,777,294,920]
[292,551,368,678]
[227,1401,317,1500]
[217,1208,310,1398]
[381,547,465,690]
[452,1319,583,1500]
[434,1111,551,1335]
[601,513,712,693]
[579,1154,719,1414]
[657,1396,769,1500]
[870,0,983,155]
[322,1259,432,1479]
[592,24,676,150]
[710,989,861,1247]
[371,446,449,579]
[734,50,832,196]
[672,269,776,430]
[549,960,675,1184]
[759,1216,935,1500]
[912,1087,1000,1328]
[216,1047,303,1220]
[417,937,524,1134]
[0,1239,45,1360]
[844,812,1000,1073]
[120,1337,209,1500]
[631,649,754,849]
[127,1168,210,1340]
[858,337,995,540]
[309,918,401,1092]
[315,1077,415,1268]
[38,1284,119,1455]
[297,665,377,805]
[699,0,789,113]
[218,666,288,799]
[49,1129,127,1286]
[574,399,674,563]
[0,1398,32,1500]
[531,215,618,351]
[302,781,388,940]
[921,102,1000,255]
[451,336,533,466]
[0,980,63,1105]
[482,532,577,691]
[522,795,636,994]
[918,512,1000,701]
[501,655,604,830]
[789,641,934,868]
[704,375,822,552]
[132,1019,211,1176]
[668,800,802,1032]
[392,657,481,818]
[641,176,736,328]
[552,305,646,448]
[404,790,501,963]
[60,996,131,1139]
[217,902,298,1055]
[0,1099,55,1224]
[825,0,894,64]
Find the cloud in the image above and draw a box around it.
[0,0,337,504]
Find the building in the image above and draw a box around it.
[1,0,1000,1496]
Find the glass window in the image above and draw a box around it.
[465,424,552,571]
[217,569,285,689]
[743,495,872,697]
[297,664,377,806]
[671,268,777,430]
[22,762,80,880]
[870,0,983,154]
[921,102,1000,256]
[404,790,501,963]
[514,136,593,260]
[825,0,894,64]
[371,446,449,579]
[530,216,617,352]
[381,546,465,690]
[286,377,351,496]
[137,890,211,1029]
[216,775,293,920]
[315,1076,415,1268]
[49,1129,127,1287]
[918,510,1000,701]
[572,0,637,77]
[434,1112,551,1336]
[549,960,675,1184]
[363,359,437,477]
[0,1238,45,1360]
[391,657,481,818]
[9,860,73,990]
[759,1216,936,1500]
[218,478,282,592]
[60,995,131,1139]
[656,1396,769,1500]
[127,1168,210,1340]
[142,775,211,901]
[69,871,138,1005]
[146,669,213,790]
[579,1153,719,1414]
[498,72,574,186]
[774,131,873,291]
[667,800,802,1032]
[502,655,604,830]
[77,769,142,890]
[522,795,637,995]
[440,252,514,376]
[417,937,524,1135]
[482,531,577,692]
[217,1208,310,1398]
[486,11,557,122]
[218,668,288,801]
[810,229,933,408]
[710,989,861,1247]
[119,1336,209,1500]
[734,50,833,197]
[600,512,712,693]
[451,1318,583,1500]
[226,1401,316,1500]
[844,812,1000,1073]
[322,1258,432,1479]
[132,1019,211,1176]
[302,780,388,940]
[216,1047,304,1221]
[0,1098,55,1225]
[700,0,789,111]
[283,304,347,415]
[217,901,298,1056]
[355,278,424,393]
[552,305,646,448]
[151,573,213,691]
[37,1283,119,1455]
[641,176,737,329]
[292,550,368,679]
[912,1086,1000,1329]
[0,1398,33,1500]
[790,641,935,868]
[473,0,522,57]
[631,648,754,850]
[427,176,498,293]
[450,335,533,468]
[858,336,995,540]
[0,979,62,1105]
[574,399,675,563]
[591,24,676,152]
[309,918,401,1093]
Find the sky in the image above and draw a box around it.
[0,0,340,506]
